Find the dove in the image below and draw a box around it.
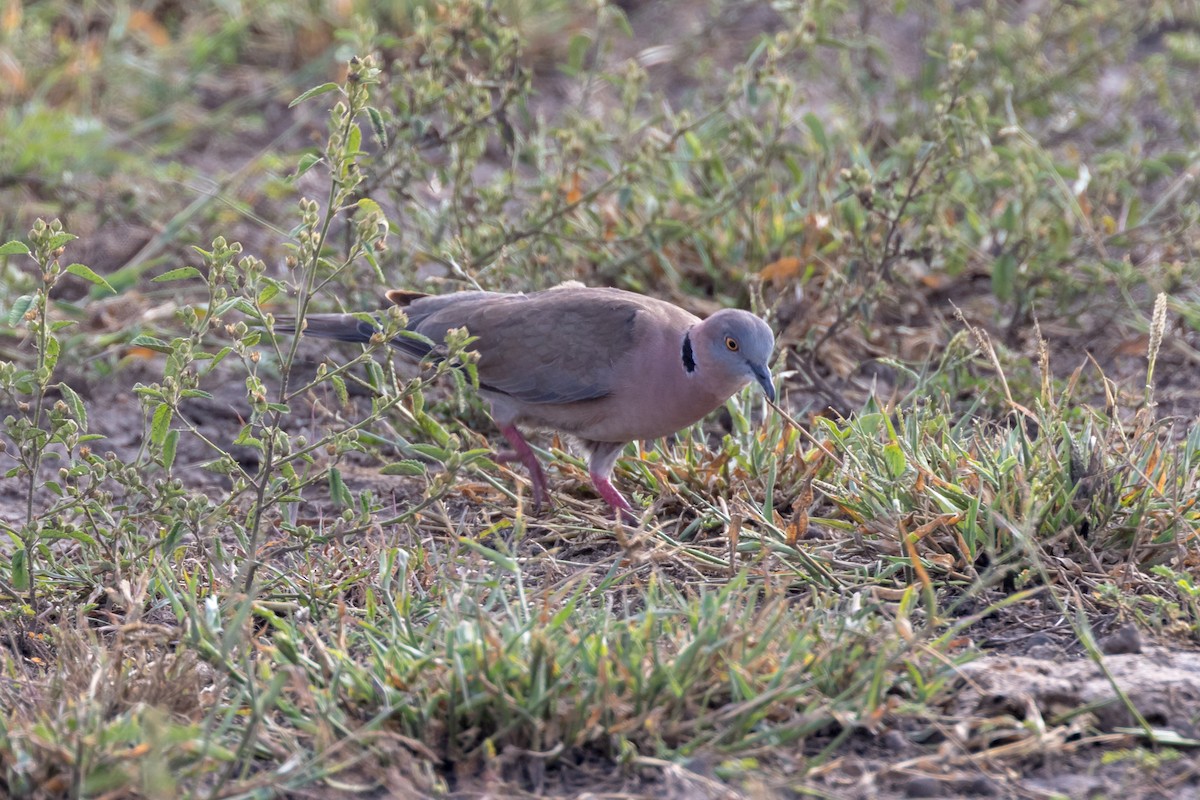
[276,284,776,519]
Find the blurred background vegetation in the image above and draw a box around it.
[2,1,1200,797]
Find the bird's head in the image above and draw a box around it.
[689,309,776,402]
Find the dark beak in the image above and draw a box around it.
[750,362,776,402]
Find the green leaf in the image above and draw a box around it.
[992,252,1016,303]
[200,457,236,475]
[857,412,884,436]
[152,267,204,282]
[151,403,172,447]
[47,528,97,546]
[367,106,387,148]
[380,460,426,476]
[7,295,34,325]
[163,521,185,552]
[1000,201,1018,234]
[213,296,254,317]
[11,549,28,590]
[883,442,907,479]
[346,122,362,155]
[566,33,592,75]
[458,538,518,572]
[0,240,30,256]
[420,412,451,447]
[289,82,340,108]
[408,443,449,460]
[65,263,115,294]
[617,186,632,211]
[328,467,352,508]
[129,335,173,354]
[608,5,633,37]
[295,152,322,178]
[233,426,263,450]
[257,283,279,305]
[56,383,88,431]
[162,429,178,471]
[803,112,828,153]
[44,232,77,251]
[43,335,60,373]
[199,348,232,376]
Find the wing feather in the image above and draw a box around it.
[393,288,666,405]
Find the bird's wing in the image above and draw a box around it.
[398,288,691,405]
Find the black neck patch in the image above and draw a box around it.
[681,331,696,373]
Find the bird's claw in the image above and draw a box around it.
[591,471,639,525]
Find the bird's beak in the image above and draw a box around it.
[750,362,776,403]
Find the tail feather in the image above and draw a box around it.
[274,313,381,344]
[274,313,437,361]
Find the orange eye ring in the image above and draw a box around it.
[725,337,739,351]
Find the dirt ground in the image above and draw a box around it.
[4,2,1200,799]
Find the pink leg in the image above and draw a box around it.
[497,425,548,512]
[590,471,638,524]
[588,441,639,524]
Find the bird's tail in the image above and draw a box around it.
[273,313,383,344]
[274,312,438,361]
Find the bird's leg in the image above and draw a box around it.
[590,472,637,523]
[496,424,548,512]
[587,442,639,524]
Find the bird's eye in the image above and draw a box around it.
[725,337,739,352]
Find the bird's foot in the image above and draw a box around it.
[590,471,639,525]
[497,425,549,513]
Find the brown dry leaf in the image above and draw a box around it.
[928,553,955,569]
[908,512,965,542]
[835,501,863,523]
[872,586,908,601]
[599,196,620,241]
[75,36,103,74]
[296,21,333,59]
[125,346,161,361]
[128,10,171,48]
[899,514,933,592]
[787,477,815,546]
[117,742,152,759]
[329,0,356,21]
[40,776,68,794]
[1112,334,1149,356]
[787,508,808,547]
[0,49,24,95]
[917,272,950,289]
[703,450,731,482]
[564,172,583,205]
[760,256,803,283]
[1077,192,1092,219]
[727,513,742,567]
[455,482,499,503]
[1,0,20,33]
